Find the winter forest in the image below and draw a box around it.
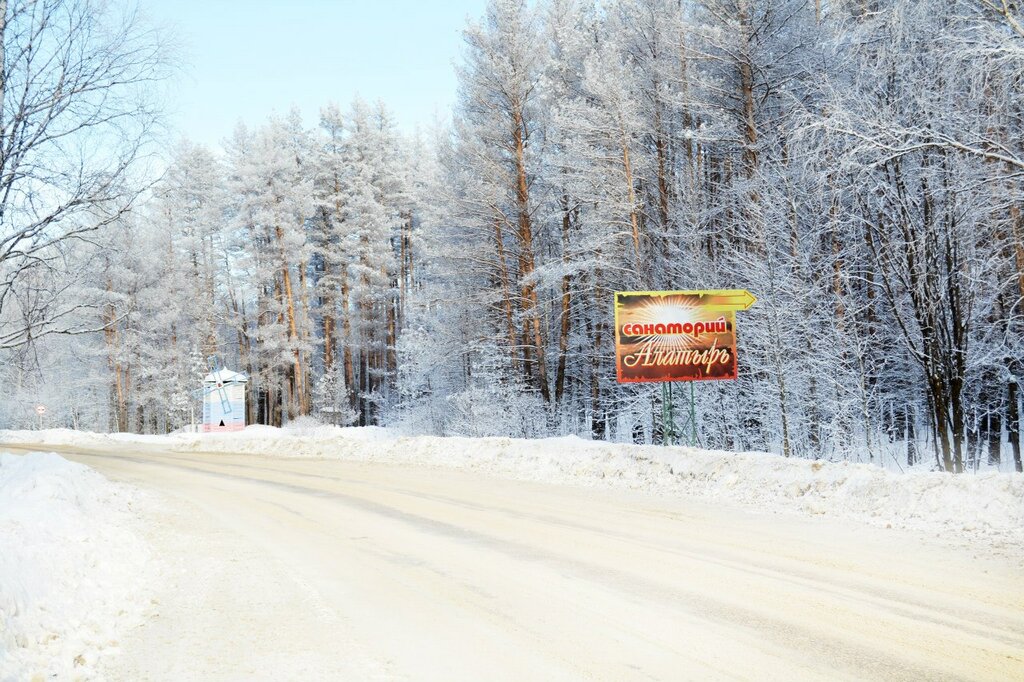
[0,0,1022,474]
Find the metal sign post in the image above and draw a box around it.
[662,382,675,446]
[663,382,699,447]
[688,382,696,446]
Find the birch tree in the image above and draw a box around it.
[0,0,168,348]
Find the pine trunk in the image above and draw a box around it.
[512,106,550,402]
[554,198,573,403]
[276,225,303,420]
[1009,380,1022,473]
[493,216,520,375]
[341,276,355,413]
[621,134,643,271]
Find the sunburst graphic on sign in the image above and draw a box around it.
[628,296,702,352]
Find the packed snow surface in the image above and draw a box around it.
[2,425,1023,550]
[0,427,1021,679]
[0,451,151,681]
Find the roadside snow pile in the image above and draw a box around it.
[0,452,151,681]
[202,428,1024,545]
[3,426,1023,548]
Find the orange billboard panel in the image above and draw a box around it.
[614,290,756,383]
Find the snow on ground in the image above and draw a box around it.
[0,451,152,681]
[2,424,1023,551]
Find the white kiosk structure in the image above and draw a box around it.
[202,366,248,432]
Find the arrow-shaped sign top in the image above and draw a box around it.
[628,289,756,311]
[696,289,757,311]
[614,289,758,311]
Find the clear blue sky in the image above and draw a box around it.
[138,0,485,149]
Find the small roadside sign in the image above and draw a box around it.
[614,289,757,383]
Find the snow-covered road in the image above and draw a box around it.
[4,441,1022,681]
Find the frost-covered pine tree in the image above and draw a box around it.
[224,112,315,425]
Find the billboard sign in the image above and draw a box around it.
[614,290,756,383]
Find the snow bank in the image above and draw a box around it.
[0,451,151,681]
[4,426,1023,550]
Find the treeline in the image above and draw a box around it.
[90,102,426,431]
[412,0,1023,472]
[1,0,1022,473]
